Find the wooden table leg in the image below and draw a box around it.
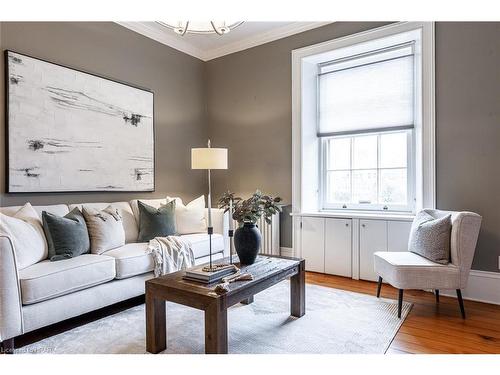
[240,295,254,305]
[290,260,305,317]
[146,290,166,354]
[205,300,228,354]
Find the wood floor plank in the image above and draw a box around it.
[305,272,500,354]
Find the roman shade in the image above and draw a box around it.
[318,43,415,136]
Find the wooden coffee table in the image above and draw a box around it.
[145,255,305,354]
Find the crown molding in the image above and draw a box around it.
[116,22,333,61]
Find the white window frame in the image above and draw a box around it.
[319,129,415,212]
[292,22,435,218]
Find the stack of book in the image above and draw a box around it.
[183,264,238,284]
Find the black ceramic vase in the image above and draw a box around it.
[234,222,261,265]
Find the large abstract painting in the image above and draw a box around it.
[5,50,154,193]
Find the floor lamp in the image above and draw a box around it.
[191,140,228,271]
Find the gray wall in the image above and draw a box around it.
[0,22,207,207]
[206,22,500,272]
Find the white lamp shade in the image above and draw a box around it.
[191,148,228,170]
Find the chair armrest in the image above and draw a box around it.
[204,208,230,257]
[0,235,24,341]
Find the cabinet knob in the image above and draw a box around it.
[362,224,366,228]
[345,223,349,227]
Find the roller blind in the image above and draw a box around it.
[318,44,415,136]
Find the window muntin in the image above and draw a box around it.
[322,130,414,211]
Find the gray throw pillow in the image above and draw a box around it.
[82,205,126,254]
[408,210,452,264]
[137,200,176,242]
[42,208,90,261]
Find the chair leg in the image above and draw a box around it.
[398,289,404,318]
[456,289,466,319]
[435,289,439,303]
[376,277,383,298]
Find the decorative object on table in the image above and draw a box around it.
[214,272,254,294]
[218,191,282,265]
[5,50,154,193]
[183,263,238,284]
[191,139,228,271]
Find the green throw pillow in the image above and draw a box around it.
[137,200,176,242]
[42,208,90,261]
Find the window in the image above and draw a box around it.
[293,22,435,215]
[322,130,414,211]
[318,42,416,211]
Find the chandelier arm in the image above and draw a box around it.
[210,21,224,36]
[180,21,189,36]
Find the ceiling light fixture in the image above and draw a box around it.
[156,21,244,36]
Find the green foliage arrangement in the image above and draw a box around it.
[218,190,282,225]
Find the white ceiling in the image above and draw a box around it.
[117,21,332,61]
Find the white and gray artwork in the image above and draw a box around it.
[6,51,154,192]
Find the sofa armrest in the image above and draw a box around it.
[0,235,24,341]
[204,208,230,257]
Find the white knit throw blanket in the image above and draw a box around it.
[147,236,195,277]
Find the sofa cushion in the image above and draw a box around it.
[82,205,126,254]
[137,200,176,241]
[0,203,48,269]
[69,202,138,243]
[180,233,224,259]
[0,204,69,219]
[103,243,154,279]
[129,198,167,224]
[18,254,116,304]
[167,195,207,234]
[42,208,90,261]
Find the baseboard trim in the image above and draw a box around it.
[439,270,500,305]
[280,247,294,257]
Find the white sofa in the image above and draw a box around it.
[0,199,229,349]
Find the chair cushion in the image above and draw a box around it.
[374,251,460,290]
[19,254,116,305]
[69,202,138,244]
[103,243,154,279]
[180,233,224,259]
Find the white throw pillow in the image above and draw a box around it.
[0,203,48,269]
[82,205,126,254]
[166,195,207,234]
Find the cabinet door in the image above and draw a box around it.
[359,219,387,281]
[300,217,325,273]
[388,221,412,252]
[325,218,352,277]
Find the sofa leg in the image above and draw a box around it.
[376,277,383,298]
[398,289,404,318]
[456,289,466,319]
[0,338,15,354]
[435,289,440,303]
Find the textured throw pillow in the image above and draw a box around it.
[82,205,125,254]
[166,195,207,234]
[408,210,452,264]
[0,203,48,269]
[137,200,176,242]
[42,208,90,261]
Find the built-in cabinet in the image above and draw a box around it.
[297,215,412,282]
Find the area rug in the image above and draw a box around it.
[18,282,411,354]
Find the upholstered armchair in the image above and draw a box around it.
[374,209,482,319]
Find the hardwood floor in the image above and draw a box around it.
[306,272,500,354]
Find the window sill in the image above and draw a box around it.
[291,210,415,221]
